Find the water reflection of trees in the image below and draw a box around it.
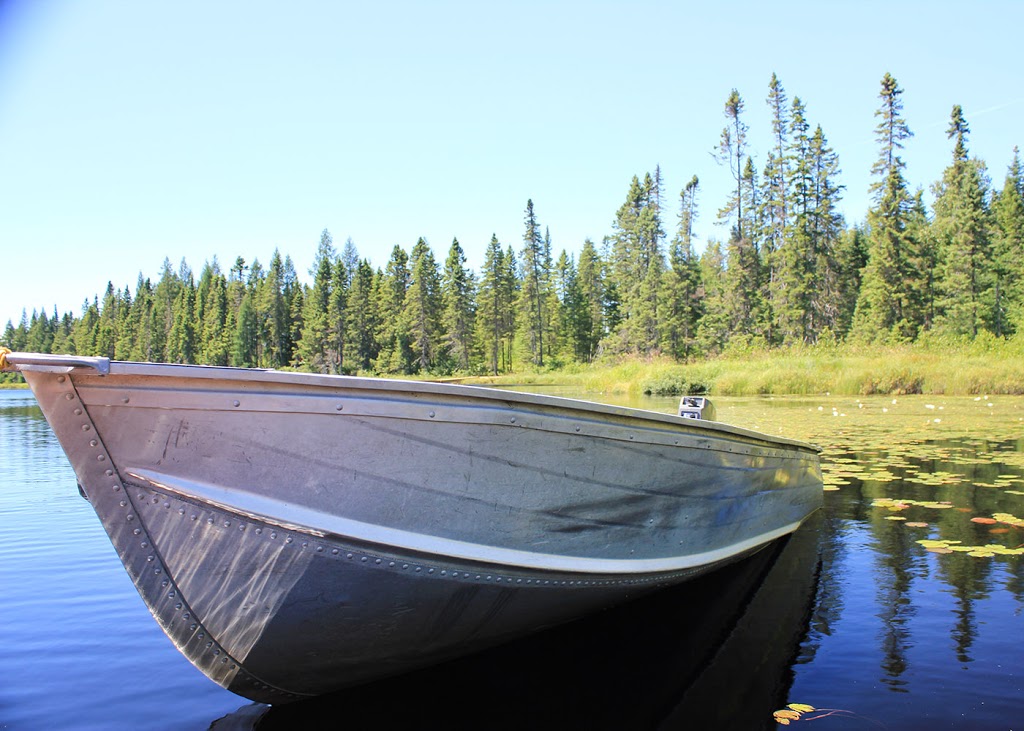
[828,434,1024,688]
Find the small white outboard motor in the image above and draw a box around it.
[678,395,715,421]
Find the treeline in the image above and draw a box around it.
[3,73,1023,377]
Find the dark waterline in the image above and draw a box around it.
[1,390,1022,729]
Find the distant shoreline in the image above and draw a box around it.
[4,341,1022,397]
[456,344,1024,398]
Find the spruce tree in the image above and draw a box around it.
[716,90,749,239]
[854,73,917,341]
[476,235,507,374]
[404,238,442,373]
[992,147,1024,334]
[931,105,993,337]
[150,258,181,363]
[232,292,260,367]
[808,125,847,338]
[343,260,380,372]
[95,283,119,358]
[576,238,605,361]
[609,174,664,353]
[295,229,337,372]
[327,256,347,373]
[762,74,790,266]
[662,176,703,358]
[167,279,196,364]
[696,241,729,354]
[376,244,413,373]
[441,237,476,372]
[517,199,547,366]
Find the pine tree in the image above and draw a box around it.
[441,237,476,372]
[325,256,347,373]
[376,244,413,373]
[344,260,380,372]
[232,292,260,367]
[553,250,590,363]
[992,147,1024,335]
[295,229,337,372]
[25,308,55,354]
[609,174,664,353]
[517,199,548,366]
[150,258,181,362]
[696,240,729,354]
[167,277,196,363]
[340,238,359,289]
[762,74,790,267]
[808,125,847,337]
[662,176,703,358]
[722,228,764,342]
[576,238,605,361]
[854,73,917,341]
[196,261,229,365]
[51,310,74,355]
[476,235,508,374]
[124,275,155,361]
[931,105,993,337]
[716,89,749,239]
[93,283,119,358]
[403,238,442,373]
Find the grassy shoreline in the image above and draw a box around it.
[4,339,1021,397]
[459,341,1024,397]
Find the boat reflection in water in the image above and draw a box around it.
[212,512,823,731]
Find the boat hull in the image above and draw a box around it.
[10,355,822,703]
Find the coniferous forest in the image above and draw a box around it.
[4,74,1024,379]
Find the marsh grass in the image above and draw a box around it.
[460,336,1024,397]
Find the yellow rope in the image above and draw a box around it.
[0,347,10,370]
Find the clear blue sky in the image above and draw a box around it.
[2,0,1022,329]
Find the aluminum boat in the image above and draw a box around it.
[1,351,822,703]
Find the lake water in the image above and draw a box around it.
[1,388,1022,729]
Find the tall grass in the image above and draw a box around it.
[461,336,1024,397]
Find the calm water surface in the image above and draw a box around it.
[1,388,1022,729]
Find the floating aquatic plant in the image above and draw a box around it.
[915,538,1024,558]
[771,703,879,726]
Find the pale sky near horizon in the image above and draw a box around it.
[1,0,1022,329]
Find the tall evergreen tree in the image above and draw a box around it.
[517,199,548,366]
[94,282,119,358]
[609,174,664,353]
[762,73,790,269]
[662,176,703,358]
[376,244,413,373]
[167,277,196,363]
[340,238,360,288]
[476,235,512,374]
[715,89,749,239]
[404,238,442,373]
[150,258,181,362]
[295,229,337,372]
[343,260,380,372]
[854,73,918,341]
[196,261,230,365]
[931,105,993,337]
[327,256,348,373]
[553,250,591,362]
[808,124,847,337]
[575,238,605,361]
[696,240,729,354]
[992,147,1024,335]
[232,292,260,367]
[440,237,476,372]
